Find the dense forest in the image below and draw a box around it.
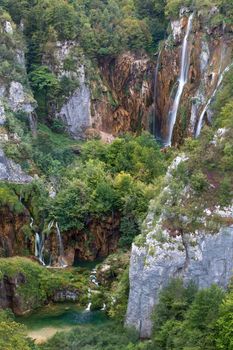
[0,0,233,349]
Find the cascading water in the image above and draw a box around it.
[35,233,46,266]
[195,62,233,137]
[30,217,45,266]
[55,222,68,268]
[85,268,106,312]
[165,13,194,146]
[85,269,98,312]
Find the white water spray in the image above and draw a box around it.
[195,63,233,137]
[35,232,46,266]
[85,268,105,312]
[165,13,194,146]
[31,217,45,266]
[85,288,92,312]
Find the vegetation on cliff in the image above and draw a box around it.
[0,257,89,312]
[0,0,233,349]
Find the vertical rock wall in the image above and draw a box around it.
[154,10,233,145]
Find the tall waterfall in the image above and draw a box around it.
[195,62,233,137]
[165,13,194,146]
[55,222,67,268]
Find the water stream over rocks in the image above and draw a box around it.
[165,13,194,146]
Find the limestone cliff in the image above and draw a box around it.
[43,39,154,140]
[126,153,233,338]
[92,53,154,136]
[0,12,37,133]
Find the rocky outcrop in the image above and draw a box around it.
[59,81,91,138]
[0,273,28,315]
[126,155,233,338]
[0,206,31,257]
[43,40,91,139]
[43,39,154,139]
[92,53,154,136]
[52,289,78,302]
[0,14,37,132]
[44,214,121,265]
[126,226,233,338]
[0,148,33,183]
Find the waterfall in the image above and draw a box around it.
[85,269,98,312]
[31,217,45,266]
[55,222,67,268]
[85,268,105,312]
[153,50,162,138]
[35,232,46,266]
[85,288,92,312]
[165,13,194,146]
[28,112,37,137]
[195,63,233,137]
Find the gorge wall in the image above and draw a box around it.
[153,8,233,145]
[43,40,155,140]
[126,147,233,337]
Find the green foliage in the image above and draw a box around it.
[0,320,33,350]
[0,183,24,213]
[46,133,166,248]
[2,0,166,62]
[0,9,27,84]
[216,289,233,349]
[165,0,191,18]
[152,280,224,350]
[40,322,139,350]
[0,257,88,312]
[108,266,130,322]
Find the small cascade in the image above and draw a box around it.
[85,288,92,312]
[28,112,37,137]
[85,269,98,312]
[195,62,233,137]
[85,268,105,312]
[55,222,68,268]
[153,50,162,138]
[165,13,194,146]
[35,232,46,266]
[30,217,45,266]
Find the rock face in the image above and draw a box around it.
[52,289,78,302]
[0,16,37,132]
[43,40,154,139]
[59,82,91,138]
[43,40,91,139]
[126,155,233,338]
[44,214,121,265]
[0,273,27,315]
[0,206,31,257]
[126,226,233,338]
[154,11,233,145]
[92,53,154,136]
[0,148,33,183]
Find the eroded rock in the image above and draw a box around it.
[0,148,33,183]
